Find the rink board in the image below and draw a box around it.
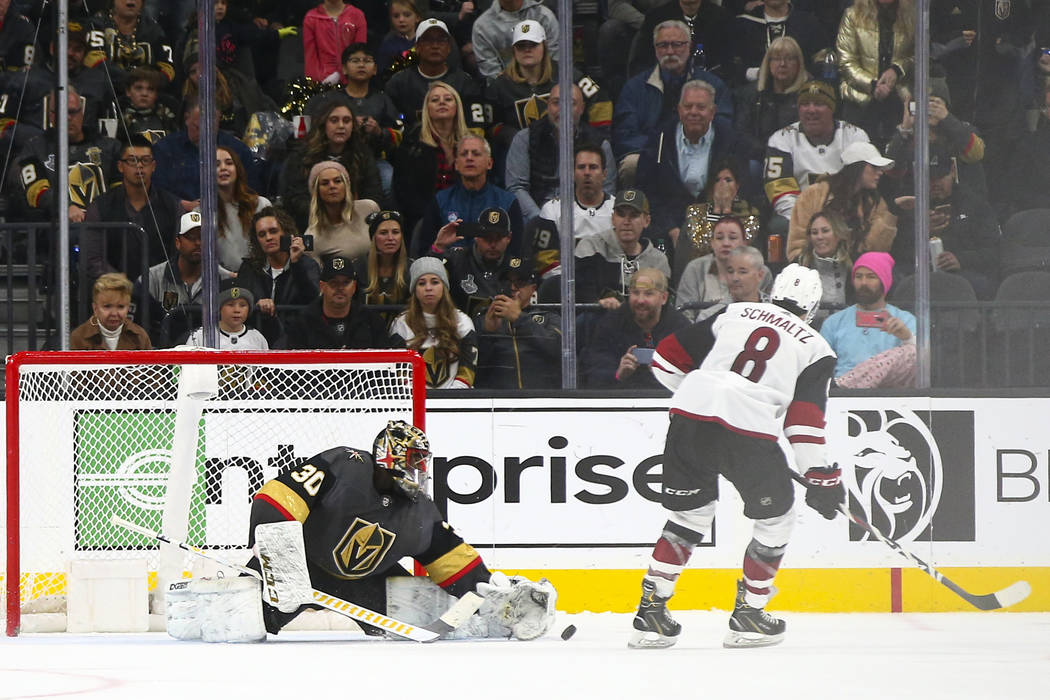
[426,396,1049,613]
[3,395,1048,613]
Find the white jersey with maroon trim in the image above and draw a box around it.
[763,121,870,218]
[651,302,836,470]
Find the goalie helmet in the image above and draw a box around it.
[372,420,431,498]
[771,263,823,323]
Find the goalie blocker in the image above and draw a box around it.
[166,421,557,642]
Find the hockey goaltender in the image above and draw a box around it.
[164,420,557,642]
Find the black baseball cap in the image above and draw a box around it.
[500,257,540,286]
[477,207,512,237]
[320,256,357,281]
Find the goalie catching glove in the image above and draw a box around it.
[803,464,845,520]
[475,572,558,641]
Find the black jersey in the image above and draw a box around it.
[85,13,175,85]
[251,446,487,595]
[17,131,123,213]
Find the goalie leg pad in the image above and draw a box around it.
[165,580,200,640]
[165,576,267,643]
[195,576,267,643]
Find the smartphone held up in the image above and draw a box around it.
[280,234,315,252]
[855,310,888,328]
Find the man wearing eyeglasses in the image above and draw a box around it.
[613,19,732,187]
[628,0,728,79]
[15,86,123,223]
[81,134,182,285]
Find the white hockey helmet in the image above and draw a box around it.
[771,263,823,323]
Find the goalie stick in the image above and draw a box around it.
[789,472,1031,611]
[110,516,483,641]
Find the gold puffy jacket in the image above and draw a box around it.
[835,5,915,107]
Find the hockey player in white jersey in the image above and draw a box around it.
[629,264,844,650]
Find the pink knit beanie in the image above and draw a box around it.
[853,252,894,294]
[308,160,350,191]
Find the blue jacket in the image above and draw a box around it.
[413,181,524,257]
[613,65,733,160]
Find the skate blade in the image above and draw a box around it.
[723,630,784,648]
[628,629,678,649]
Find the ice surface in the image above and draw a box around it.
[1,612,1048,699]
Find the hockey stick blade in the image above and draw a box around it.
[423,592,485,635]
[789,473,1031,611]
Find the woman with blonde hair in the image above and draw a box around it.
[389,257,476,389]
[836,0,916,146]
[487,20,555,149]
[214,146,271,270]
[355,210,413,326]
[71,273,152,350]
[487,21,611,158]
[794,210,854,320]
[392,81,470,234]
[304,160,380,264]
[735,36,812,165]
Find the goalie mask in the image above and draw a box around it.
[373,420,431,498]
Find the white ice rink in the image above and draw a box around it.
[2,611,1048,700]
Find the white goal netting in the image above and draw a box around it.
[2,349,423,635]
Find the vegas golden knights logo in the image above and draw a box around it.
[513,94,547,128]
[69,161,107,207]
[488,210,500,225]
[422,346,452,387]
[332,518,396,579]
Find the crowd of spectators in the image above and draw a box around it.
[1,0,1049,390]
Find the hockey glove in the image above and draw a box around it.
[803,465,845,520]
[476,572,558,640]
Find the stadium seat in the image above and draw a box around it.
[991,271,1050,386]
[890,272,982,386]
[999,209,1050,279]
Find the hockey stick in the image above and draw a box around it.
[111,516,482,641]
[789,472,1031,611]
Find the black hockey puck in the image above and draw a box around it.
[560,624,577,640]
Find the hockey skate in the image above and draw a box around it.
[723,579,785,648]
[628,579,680,649]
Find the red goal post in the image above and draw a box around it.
[3,349,425,636]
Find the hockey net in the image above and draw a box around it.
[3,349,425,635]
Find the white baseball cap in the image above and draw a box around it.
[512,20,547,45]
[415,18,450,42]
[178,211,202,236]
[841,141,894,169]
